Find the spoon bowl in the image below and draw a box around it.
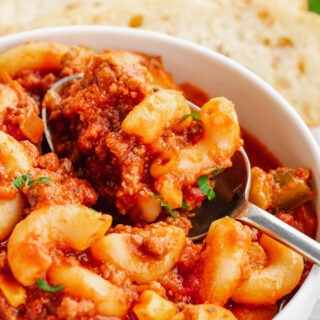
[189,148,249,240]
[42,73,84,153]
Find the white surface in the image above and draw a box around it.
[0,26,319,319]
[311,127,320,147]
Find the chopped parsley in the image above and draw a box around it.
[197,166,225,201]
[210,166,225,178]
[36,279,64,293]
[151,194,162,198]
[30,177,52,187]
[12,174,52,190]
[151,194,180,218]
[181,200,190,209]
[161,201,180,218]
[197,175,215,201]
[179,113,201,124]
[12,174,32,189]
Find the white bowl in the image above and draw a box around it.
[0,26,319,319]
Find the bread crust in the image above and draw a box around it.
[0,0,319,125]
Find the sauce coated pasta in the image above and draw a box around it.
[0,42,316,320]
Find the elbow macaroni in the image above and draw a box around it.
[0,84,19,122]
[122,89,191,144]
[151,97,242,208]
[0,42,70,76]
[151,97,241,183]
[0,194,25,241]
[0,130,32,178]
[8,204,112,286]
[232,234,304,305]
[199,217,252,306]
[133,290,177,320]
[0,272,26,308]
[90,225,186,284]
[0,131,31,240]
[0,42,310,319]
[48,262,128,317]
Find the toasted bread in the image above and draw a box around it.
[278,0,307,10]
[0,0,306,34]
[0,0,319,125]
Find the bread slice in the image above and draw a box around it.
[0,0,306,34]
[0,0,319,125]
[277,0,307,10]
[0,0,109,34]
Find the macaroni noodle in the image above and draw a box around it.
[0,42,314,320]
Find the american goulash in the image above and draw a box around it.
[0,42,316,320]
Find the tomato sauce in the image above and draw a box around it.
[179,82,317,315]
[241,129,281,172]
[0,47,317,320]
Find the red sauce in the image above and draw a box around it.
[242,128,281,171]
[0,48,316,320]
[2,120,24,141]
[179,80,317,314]
[180,82,211,107]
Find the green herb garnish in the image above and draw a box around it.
[12,174,33,189]
[210,166,225,178]
[151,194,180,218]
[12,174,52,190]
[151,194,162,199]
[181,200,190,209]
[309,0,320,14]
[197,175,215,201]
[197,166,224,201]
[36,279,64,293]
[161,201,180,218]
[30,177,52,187]
[179,113,201,123]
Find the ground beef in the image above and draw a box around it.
[57,297,95,319]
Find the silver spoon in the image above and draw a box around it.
[43,74,320,265]
[41,73,84,153]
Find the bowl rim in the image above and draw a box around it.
[0,25,319,317]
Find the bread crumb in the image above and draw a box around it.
[129,14,143,28]
[263,38,271,46]
[298,59,305,74]
[277,37,294,47]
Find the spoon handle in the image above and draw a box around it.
[238,201,320,265]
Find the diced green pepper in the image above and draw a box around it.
[270,168,315,210]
